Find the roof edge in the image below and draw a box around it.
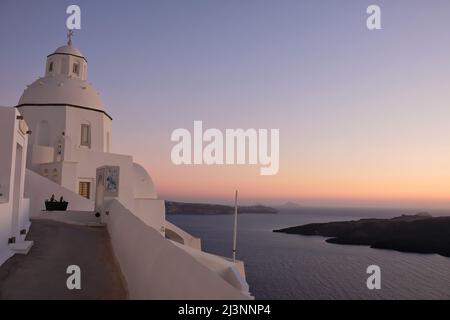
[15,103,112,120]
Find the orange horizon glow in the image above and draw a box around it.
[135,150,450,208]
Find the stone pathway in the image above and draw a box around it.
[0,220,127,299]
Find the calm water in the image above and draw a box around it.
[167,207,450,300]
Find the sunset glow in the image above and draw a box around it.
[2,0,450,208]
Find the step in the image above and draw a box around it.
[9,241,34,255]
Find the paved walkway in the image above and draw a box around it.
[0,220,127,299]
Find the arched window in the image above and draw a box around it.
[36,120,51,146]
[80,123,91,148]
[49,62,53,72]
[73,63,80,75]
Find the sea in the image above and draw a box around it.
[167,207,450,300]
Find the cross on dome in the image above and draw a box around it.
[67,29,74,46]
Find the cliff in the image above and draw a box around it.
[274,214,450,257]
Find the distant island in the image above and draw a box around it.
[166,201,278,215]
[277,201,302,209]
[273,213,450,257]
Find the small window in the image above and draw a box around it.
[79,181,91,199]
[80,124,91,147]
[49,62,53,72]
[73,63,79,75]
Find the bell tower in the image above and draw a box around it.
[45,31,87,80]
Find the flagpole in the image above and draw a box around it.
[232,190,238,262]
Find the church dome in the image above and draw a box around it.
[132,163,157,199]
[53,45,85,59]
[17,40,110,118]
[18,75,105,111]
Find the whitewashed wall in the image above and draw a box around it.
[24,169,94,215]
[133,198,166,236]
[104,199,251,300]
[0,107,30,266]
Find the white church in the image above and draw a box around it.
[0,36,251,299]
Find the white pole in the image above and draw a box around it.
[232,190,238,262]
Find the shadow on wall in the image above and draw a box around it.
[165,228,184,244]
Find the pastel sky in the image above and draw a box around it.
[2,0,450,208]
